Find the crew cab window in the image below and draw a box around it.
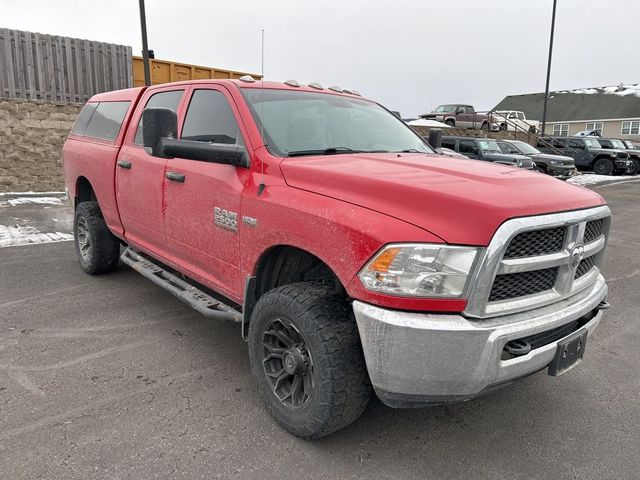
[459,140,478,155]
[457,107,467,114]
[181,89,242,145]
[568,140,585,149]
[81,101,130,141]
[71,102,98,136]
[441,139,456,150]
[134,90,184,145]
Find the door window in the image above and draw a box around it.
[459,140,478,155]
[441,139,456,150]
[134,90,184,145]
[181,89,243,145]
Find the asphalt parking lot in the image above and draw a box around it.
[1,178,639,480]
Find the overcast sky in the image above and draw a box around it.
[3,0,639,116]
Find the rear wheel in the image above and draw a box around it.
[248,282,371,438]
[592,158,614,175]
[74,201,120,274]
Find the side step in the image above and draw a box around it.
[121,247,242,322]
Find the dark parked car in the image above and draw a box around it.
[537,137,631,175]
[442,136,535,169]
[497,140,576,180]
[597,138,639,175]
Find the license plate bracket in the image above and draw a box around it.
[548,328,588,376]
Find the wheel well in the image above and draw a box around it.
[75,177,96,208]
[253,246,344,302]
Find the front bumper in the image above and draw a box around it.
[353,275,607,408]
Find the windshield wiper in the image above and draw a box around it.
[395,148,423,153]
[287,147,387,157]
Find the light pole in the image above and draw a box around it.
[139,0,151,86]
[541,0,558,136]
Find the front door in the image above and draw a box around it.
[163,86,252,300]
[116,87,186,257]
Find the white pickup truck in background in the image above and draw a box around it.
[492,110,541,132]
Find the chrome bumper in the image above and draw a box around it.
[353,275,607,407]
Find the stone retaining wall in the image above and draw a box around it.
[0,98,82,192]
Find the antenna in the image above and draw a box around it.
[258,29,266,196]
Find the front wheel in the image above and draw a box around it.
[627,159,639,176]
[481,122,489,132]
[74,201,120,274]
[248,282,371,438]
[592,158,614,175]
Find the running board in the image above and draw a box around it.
[121,247,242,322]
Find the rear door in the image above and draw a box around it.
[567,139,590,168]
[116,86,186,257]
[163,86,252,300]
[459,139,480,159]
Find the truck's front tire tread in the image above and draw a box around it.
[74,201,120,275]
[249,282,371,438]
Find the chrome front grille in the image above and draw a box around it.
[584,219,604,244]
[504,227,565,258]
[464,206,611,318]
[575,255,596,279]
[489,267,558,302]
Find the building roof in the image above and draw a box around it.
[492,84,640,122]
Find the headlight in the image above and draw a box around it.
[515,158,523,167]
[358,244,479,298]
[550,159,563,166]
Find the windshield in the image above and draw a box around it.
[478,140,501,153]
[583,138,602,149]
[511,141,539,155]
[435,105,457,113]
[242,89,433,157]
[610,139,626,149]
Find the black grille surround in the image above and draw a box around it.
[504,226,566,258]
[489,267,559,302]
[584,219,604,244]
[575,255,596,279]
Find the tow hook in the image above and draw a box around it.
[503,339,532,357]
[595,300,610,311]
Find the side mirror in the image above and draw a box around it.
[142,107,249,168]
[428,129,443,149]
[143,108,178,158]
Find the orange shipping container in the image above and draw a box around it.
[132,56,261,87]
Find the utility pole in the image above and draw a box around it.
[139,0,151,86]
[541,0,558,136]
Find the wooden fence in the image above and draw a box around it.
[0,28,132,103]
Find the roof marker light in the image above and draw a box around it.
[239,75,256,83]
[285,79,300,87]
[308,82,324,90]
[328,86,343,93]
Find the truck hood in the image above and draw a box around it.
[529,153,575,166]
[483,153,534,166]
[280,153,605,246]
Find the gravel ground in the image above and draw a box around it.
[1,179,639,479]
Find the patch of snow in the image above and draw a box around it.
[0,196,65,207]
[0,225,73,248]
[568,174,624,186]
[407,119,451,128]
[0,191,65,196]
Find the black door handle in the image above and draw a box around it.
[117,159,132,169]
[165,172,186,183]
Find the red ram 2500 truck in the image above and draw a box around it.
[63,79,611,438]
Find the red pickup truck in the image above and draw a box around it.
[63,79,611,438]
